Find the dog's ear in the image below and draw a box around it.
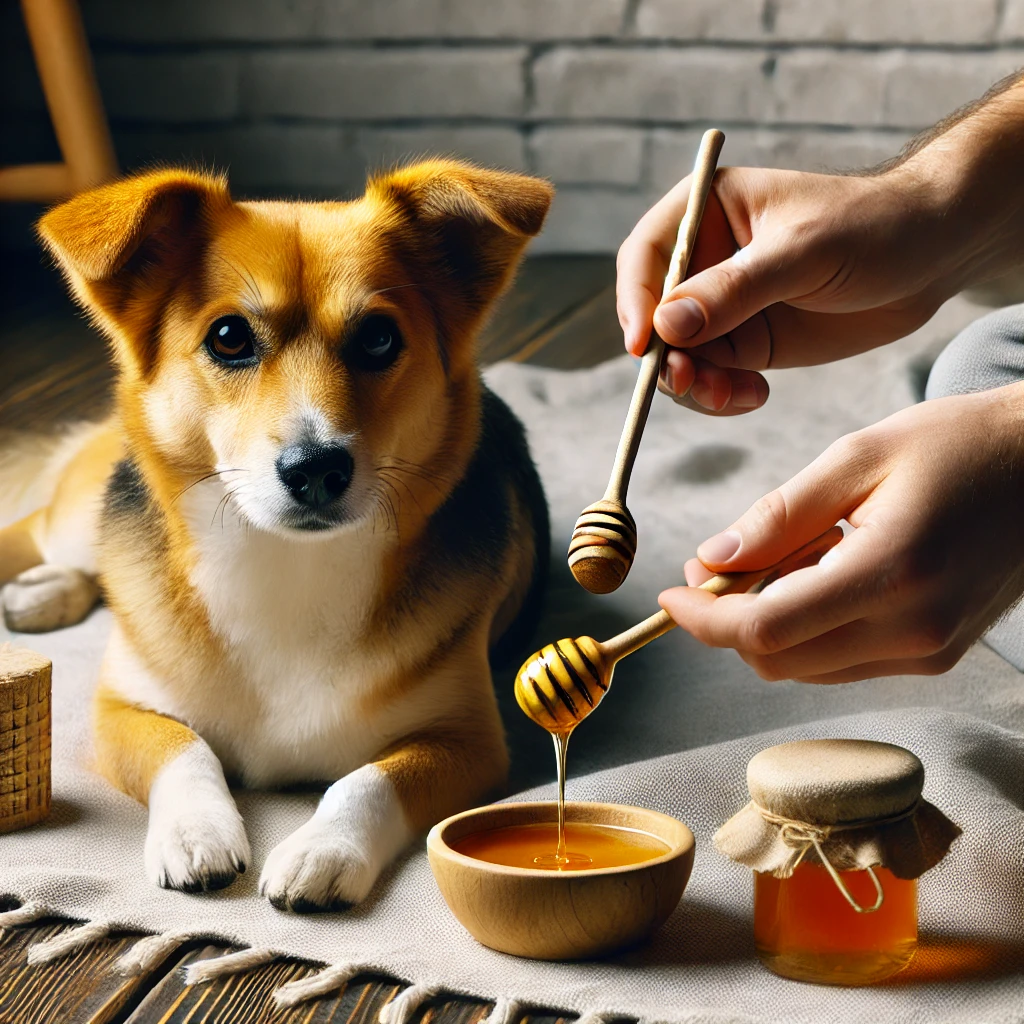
[37,169,232,372]
[367,160,553,334]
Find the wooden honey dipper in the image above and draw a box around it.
[520,526,842,732]
[569,128,726,595]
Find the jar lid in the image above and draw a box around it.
[747,739,923,826]
[715,737,960,883]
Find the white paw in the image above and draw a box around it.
[2,564,99,633]
[259,819,376,911]
[145,746,251,893]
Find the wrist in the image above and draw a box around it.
[884,77,1024,295]
[863,166,964,305]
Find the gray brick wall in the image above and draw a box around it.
[2,0,1022,252]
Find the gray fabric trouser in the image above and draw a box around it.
[925,303,1024,671]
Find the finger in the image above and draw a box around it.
[659,350,696,399]
[660,351,769,416]
[684,557,715,587]
[696,432,882,573]
[617,175,693,356]
[619,180,738,356]
[740,615,941,682]
[653,237,809,350]
[682,311,773,372]
[617,242,665,356]
[660,525,892,655]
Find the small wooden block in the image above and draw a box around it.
[0,643,52,833]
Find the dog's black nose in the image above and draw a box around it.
[276,443,353,508]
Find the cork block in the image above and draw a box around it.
[0,644,52,833]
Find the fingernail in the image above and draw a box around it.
[698,530,741,564]
[658,297,704,341]
[732,382,759,409]
[690,380,715,409]
[670,366,689,396]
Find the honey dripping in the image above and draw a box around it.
[532,729,591,868]
[451,727,670,871]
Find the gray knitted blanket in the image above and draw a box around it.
[1,295,1021,1024]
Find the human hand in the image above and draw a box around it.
[616,166,959,415]
[659,384,1024,682]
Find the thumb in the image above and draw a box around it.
[654,238,801,350]
[697,435,881,573]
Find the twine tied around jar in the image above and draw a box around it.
[752,799,921,913]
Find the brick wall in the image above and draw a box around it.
[3,0,1023,252]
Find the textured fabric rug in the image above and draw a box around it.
[2,295,1022,1024]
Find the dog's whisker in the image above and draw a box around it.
[376,460,446,497]
[209,482,245,531]
[379,470,427,517]
[174,468,249,503]
[379,482,401,535]
[367,483,395,535]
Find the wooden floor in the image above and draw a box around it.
[0,254,620,1024]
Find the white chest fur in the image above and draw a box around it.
[167,487,405,785]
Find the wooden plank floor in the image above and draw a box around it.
[0,254,620,1024]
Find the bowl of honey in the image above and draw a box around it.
[427,801,695,960]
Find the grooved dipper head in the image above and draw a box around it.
[514,635,610,732]
[567,499,637,594]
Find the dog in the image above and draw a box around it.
[0,160,552,909]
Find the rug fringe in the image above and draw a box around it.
[184,946,278,984]
[115,929,203,976]
[482,997,522,1024]
[0,901,49,930]
[379,981,441,1024]
[577,1013,616,1024]
[27,919,112,964]
[273,961,371,1008]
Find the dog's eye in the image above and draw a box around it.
[204,316,257,365]
[349,315,403,372]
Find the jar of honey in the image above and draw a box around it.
[714,739,960,986]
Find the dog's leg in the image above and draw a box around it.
[1,422,119,632]
[259,649,508,911]
[94,683,250,892]
[0,511,44,583]
[0,513,99,633]
[3,564,101,633]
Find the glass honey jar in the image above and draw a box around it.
[715,739,961,986]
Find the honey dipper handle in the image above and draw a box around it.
[600,525,843,662]
[602,608,676,663]
[604,128,726,506]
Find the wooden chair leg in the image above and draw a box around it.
[0,0,117,201]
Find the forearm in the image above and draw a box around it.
[885,72,1024,296]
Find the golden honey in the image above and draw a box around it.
[452,820,670,871]
[754,863,917,984]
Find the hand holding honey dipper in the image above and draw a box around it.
[516,526,843,734]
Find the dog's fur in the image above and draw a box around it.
[0,161,552,908]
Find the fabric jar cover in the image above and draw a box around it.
[713,739,961,880]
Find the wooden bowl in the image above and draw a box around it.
[427,801,695,960]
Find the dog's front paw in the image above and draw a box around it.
[259,820,376,912]
[2,564,99,632]
[145,780,250,893]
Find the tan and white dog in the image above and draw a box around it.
[0,161,552,909]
